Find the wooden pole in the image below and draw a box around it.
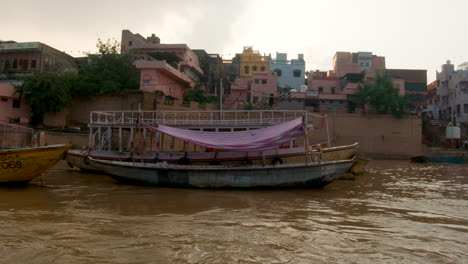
[303,116,311,164]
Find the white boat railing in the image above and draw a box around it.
[86,110,330,151]
[89,110,308,127]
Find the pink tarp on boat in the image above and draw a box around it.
[141,117,305,151]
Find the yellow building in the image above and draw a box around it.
[239,46,270,80]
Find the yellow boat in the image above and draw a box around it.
[0,144,72,183]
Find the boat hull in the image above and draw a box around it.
[89,157,355,188]
[67,143,359,171]
[0,144,71,183]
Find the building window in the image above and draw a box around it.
[1,97,7,102]
[261,66,265,71]
[274,69,282,77]
[318,87,323,93]
[23,59,28,70]
[128,41,133,46]
[4,60,10,70]
[12,99,20,109]
[261,79,267,84]
[12,59,18,69]
[164,96,174,105]
[253,66,257,72]
[293,69,301,77]
[244,66,249,74]
[365,62,369,67]
[331,88,335,94]
[254,79,260,84]
[464,104,468,114]
[253,96,259,103]
[31,60,37,69]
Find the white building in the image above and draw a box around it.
[436,60,468,124]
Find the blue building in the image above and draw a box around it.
[270,52,306,91]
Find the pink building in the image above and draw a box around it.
[0,41,76,123]
[135,61,193,102]
[306,51,415,113]
[250,72,278,104]
[0,81,31,123]
[122,30,204,104]
[121,30,203,81]
[226,78,249,108]
[226,72,278,108]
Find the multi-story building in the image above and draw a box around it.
[250,71,278,105]
[305,51,425,113]
[435,60,468,124]
[386,69,427,109]
[121,30,204,102]
[305,71,348,112]
[239,46,270,80]
[270,52,305,91]
[333,51,385,78]
[0,41,77,123]
[226,72,278,109]
[0,41,77,78]
[192,49,223,95]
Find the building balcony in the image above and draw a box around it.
[135,60,193,86]
[318,93,347,100]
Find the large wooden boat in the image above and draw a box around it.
[66,142,359,171]
[88,157,356,188]
[0,144,71,183]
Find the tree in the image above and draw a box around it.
[96,38,120,55]
[183,84,211,104]
[355,71,407,118]
[74,39,139,96]
[15,38,140,125]
[15,71,77,124]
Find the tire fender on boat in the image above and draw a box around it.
[272,157,283,165]
[83,156,91,165]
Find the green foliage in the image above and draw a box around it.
[355,71,407,118]
[74,53,139,96]
[183,85,211,104]
[148,52,182,68]
[96,38,120,55]
[74,38,139,96]
[242,103,254,110]
[15,38,140,124]
[15,71,77,124]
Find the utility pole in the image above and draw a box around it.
[219,78,223,113]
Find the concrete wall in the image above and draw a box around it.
[307,113,423,158]
[41,132,89,148]
[43,91,216,128]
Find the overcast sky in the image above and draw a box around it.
[2,0,467,82]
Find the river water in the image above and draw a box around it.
[0,160,467,264]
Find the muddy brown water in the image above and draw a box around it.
[0,160,467,264]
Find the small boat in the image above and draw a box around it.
[0,144,72,183]
[429,156,466,164]
[66,142,359,171]
[411,155,466,164]
[88,157,356,188]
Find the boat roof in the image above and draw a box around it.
[141,117,305,151]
